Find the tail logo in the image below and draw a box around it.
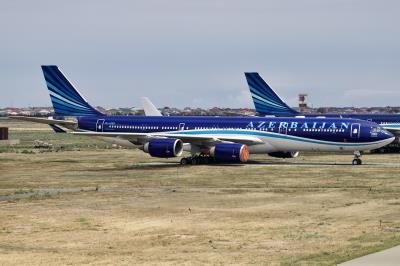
[245,73,299,116]
[41,66,103,116]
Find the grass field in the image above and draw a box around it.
[1,118,400,265]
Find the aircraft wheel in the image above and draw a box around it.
[352,159,362,165]
[180,158,189,165]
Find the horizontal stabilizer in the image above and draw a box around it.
[49,124,67,133]
[10,116,76,126]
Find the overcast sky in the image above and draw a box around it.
[1,0,399,108]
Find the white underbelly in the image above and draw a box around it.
[258,135,389,152]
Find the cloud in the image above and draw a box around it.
[344,89,400,98]
[1,1,400,108]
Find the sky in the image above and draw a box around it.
[1,0,399,109]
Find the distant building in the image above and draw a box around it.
[38,109,51,116]
[298,93,308,112]
[2,104,400,117]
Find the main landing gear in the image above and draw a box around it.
[180,154,215,165]
[352,151,362,165]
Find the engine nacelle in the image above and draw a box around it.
[268,151,299,158]
[210,143,249,163]
[143,138,183,158]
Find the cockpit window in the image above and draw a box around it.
[371,127,382,133]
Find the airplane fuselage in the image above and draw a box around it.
[292,113,400,126]
[77,116,394,153]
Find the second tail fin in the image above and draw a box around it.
[140,97,162,116]
[41,65,104,116]
[245,72,299,116]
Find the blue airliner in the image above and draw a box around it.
[13,66,395,165]
[245,73,400,134]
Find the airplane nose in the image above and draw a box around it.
[383,130,394,139]
[384,136,396,145]
[380,129,395,144]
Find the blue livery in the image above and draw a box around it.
[41,66,104,117]
[245,73,400,126]
[77,115,392,147]
[245,73,299,116]
[12,66,396,166]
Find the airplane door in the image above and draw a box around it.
[350,123,360,138]
[96,119,105,132]
[279,126,288,135]
[179,123,185,131]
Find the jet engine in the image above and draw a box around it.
[268,151,299,158]
[210,143,249,163]
[143,138,183,158]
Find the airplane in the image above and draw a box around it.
[12,66,395,165]
[244,73,400,135]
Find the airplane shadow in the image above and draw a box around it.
[131,161,354,168]
[246,160,361,166]
[134,162,244,168]
[86,160,377,171]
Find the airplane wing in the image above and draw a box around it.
[71,131,263,146]
[140,97,162,116]
[160,133,263,146]
[10,116,77,126]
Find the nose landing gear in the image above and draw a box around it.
[352,151,362,165]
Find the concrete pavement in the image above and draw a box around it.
[339,245,400,266]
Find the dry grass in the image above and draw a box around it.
[0,119,400,265]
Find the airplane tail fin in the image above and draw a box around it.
[140,97,162,116]
[245,72,299,116]
[41,65,104,116]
